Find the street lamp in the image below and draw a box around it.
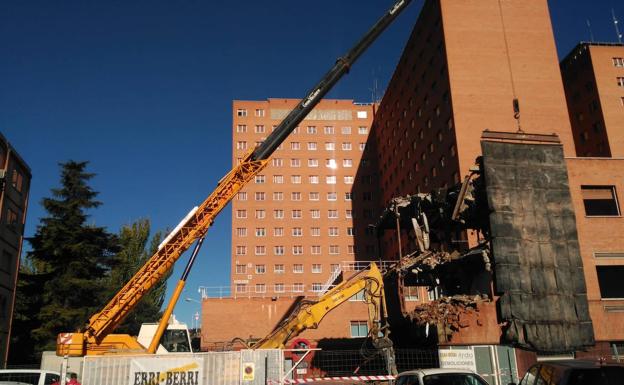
[184,297,201,330]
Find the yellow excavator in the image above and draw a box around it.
[253,263,391,349]
[56,0,413,357]
[252,262,397,375]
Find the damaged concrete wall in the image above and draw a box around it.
[482,140,594,352]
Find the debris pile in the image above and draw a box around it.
[407,295,489,333]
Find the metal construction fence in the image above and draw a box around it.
[81,349,282,385]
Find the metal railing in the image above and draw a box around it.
[198,260,397,299]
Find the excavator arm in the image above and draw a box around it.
[253,263,390,349]
[57,0,412,356]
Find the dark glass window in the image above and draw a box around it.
[581,186,619,216]
[597,266,624,299]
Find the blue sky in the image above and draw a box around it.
[1,0,623,328]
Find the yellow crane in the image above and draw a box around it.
[56,0,413,357]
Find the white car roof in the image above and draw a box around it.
[398,368,477,376]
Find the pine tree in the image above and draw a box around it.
[106,219,167,335]
[9,161,119,361]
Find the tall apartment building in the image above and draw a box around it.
[0,133,31,366]
[202,99,379,348]
[561,43,624,157]
[362,0,622,381]
[560,42,624,358]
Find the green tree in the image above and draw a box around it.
[106,219,166,335]
[9,161,119,361]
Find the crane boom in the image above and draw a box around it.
[57,0,412,356]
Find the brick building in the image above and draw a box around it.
[360,0,624,380]
[202,99,381,349]
[560,42,624,358]
[0,133,30,367]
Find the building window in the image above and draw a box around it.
[618,77,624,87]
[348,245,355,254]
[342,142,352,151]
[273,175,284,184]
[255,228,266,237]
[236,284,247,293]
[274,245,285,255]
[293,245,303,255]
[308,142,317,150]
[255,246,266,255]
[613,57,624,67]
[237,192,247,201]
[343,159,353,167]
[359,143,366,151]
[326,176,336,184]
[309,192,320,201]
[236,246,247,255]
[236,228,247,237]
[597,266,624,298]
[272,158,283,167]
[311,245,321,254]
[581,186,620,216]
[308,159,319,167]
[255,175,265,184]
[312,264,322,273]
[290,158,301,167]
[342,126,352,134]
[327,192,337,201]
[307,126,317,134]
[256,264,266,274]
[291,192,302,201]
[235,264,246,274]
[324,126,335,134]
[237,109,247,117]
[331,264,340,272]
[309,175,320,184]
[350,321,368,338]
[404,286,419,301]
[349,290,365,302]
[293,283,304,293]
[273,192,283,201]
[292,227,303,236]
[311,283,323,292]
[326,159,337,169]
[236,210,247,219]
[291,175,302,184]
[358,126,368,135]
[273,227,284,237]
[274,264,285,274]
[293,264,304,274]
[325,142,336,151]
[255,210,265,219]
[344,176,354,184]
[291,142,301,150]
[345,210,352,219]
[347,227,354,236]
[328,210,338,219]
[310,209,320,218]
[275,283,285,293]
[236,124,247,133]
[329,245,339,254]
[236,141,248,150]
[255,284,266,293]
[310,227,321,237]
[328,227,339,236]
[255,192,266,201]
[292,210,302,219]
[255,125,265,133]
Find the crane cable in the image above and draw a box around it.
[497,0,522,133]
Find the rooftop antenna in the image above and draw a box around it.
[586,19,595,42]
[613,9,623,44]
